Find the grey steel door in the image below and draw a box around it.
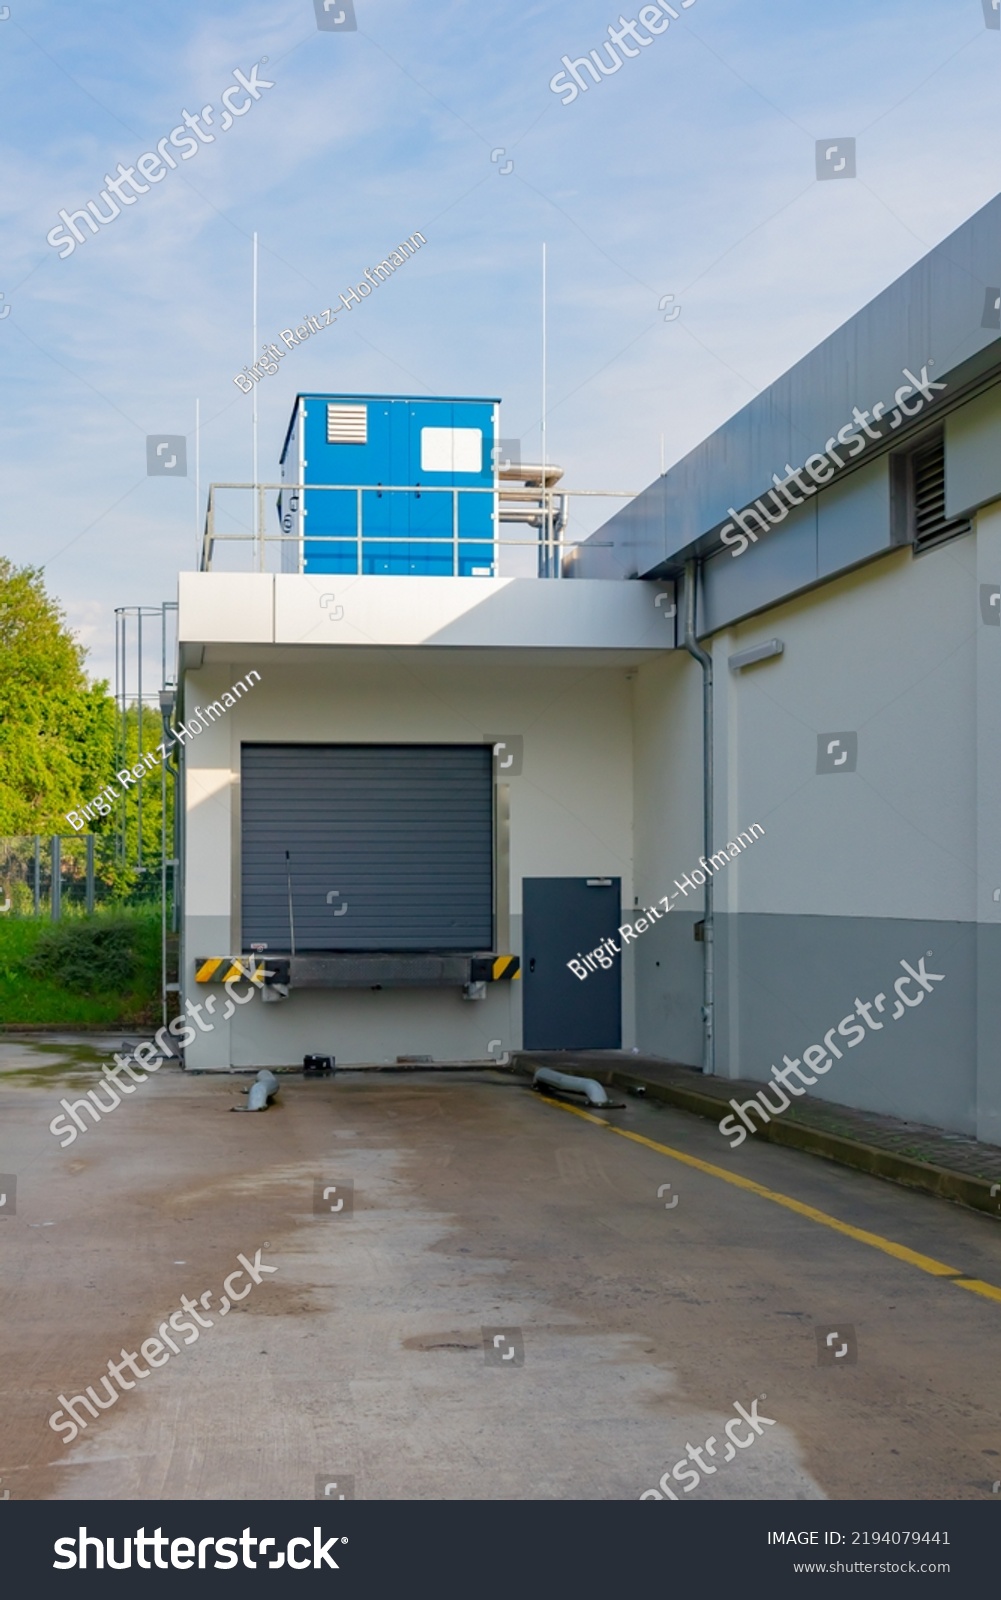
[522,878,621,1050]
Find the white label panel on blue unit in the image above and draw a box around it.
[420,427,483,473]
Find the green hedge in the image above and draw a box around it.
[0,911,163,1026]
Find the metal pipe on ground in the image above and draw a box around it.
[533,1067,610,1107]
[232,1070,280,1112]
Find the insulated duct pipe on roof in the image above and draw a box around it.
[682,559,715,1076]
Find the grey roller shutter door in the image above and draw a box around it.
[241,744,493,952]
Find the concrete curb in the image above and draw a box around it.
[0,1024,157,1034]
[513,1058,1001,1221]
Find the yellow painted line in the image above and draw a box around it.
[954,1278,1001,1304]
[195,958,222,983]
[222,962,245,983]
[536,1094,1001,1305]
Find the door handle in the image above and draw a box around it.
[529,957,536,973]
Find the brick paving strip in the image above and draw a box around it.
[513,1052,1001,1217]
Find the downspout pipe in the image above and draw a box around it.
[682,559,715,1075]
[159,694,182,1046]
[160,697,182,936]
[160,712,179,905]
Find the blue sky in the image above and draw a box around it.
[2,0,998,684]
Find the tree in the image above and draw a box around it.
[0,559,117,831]
[0,560,171,902]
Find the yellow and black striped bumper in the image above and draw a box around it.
[194,954,518,987]
[471,955,521,982]
[195,957,270,985]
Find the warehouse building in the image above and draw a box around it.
[182,394,667,1071]
[178,190,1001,1147]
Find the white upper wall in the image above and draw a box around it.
[178,572,676,653]
[634,537,981,923]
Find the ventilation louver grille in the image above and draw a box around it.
[327,404,368,444]
[912,434,970,551]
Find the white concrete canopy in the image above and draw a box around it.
[178,572,677,653]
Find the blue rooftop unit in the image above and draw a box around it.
[279,393,500,576]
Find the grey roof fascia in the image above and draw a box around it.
[586,191,1001,580]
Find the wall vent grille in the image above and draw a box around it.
[327,404,368,444]
[912,433,971,552]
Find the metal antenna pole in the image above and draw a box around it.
[285,850,296,956]
[541,241,548,577]
[252,232,259,568]
[195,397,201,570]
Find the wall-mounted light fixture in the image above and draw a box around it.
[728,639,784,672]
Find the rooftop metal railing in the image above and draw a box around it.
[199,480,637,577]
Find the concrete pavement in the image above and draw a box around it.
[1,1038,999,1500]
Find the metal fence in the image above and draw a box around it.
[1,836,118,918]
[0,838,167,928]
[199,481,632,576]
